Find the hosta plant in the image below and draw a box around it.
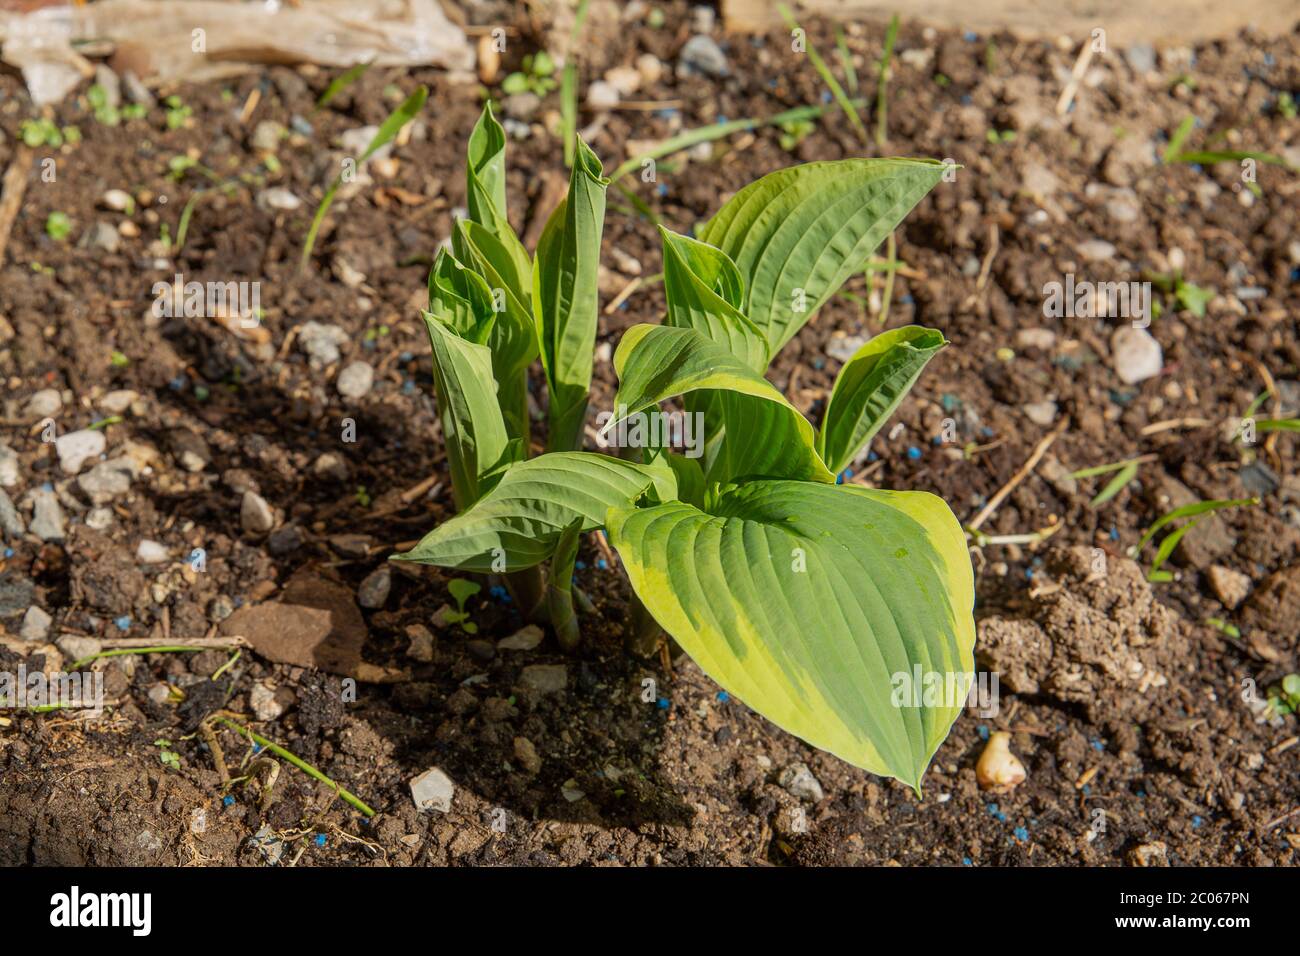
[395,106,973,790]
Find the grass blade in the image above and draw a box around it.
[778,3,868,145]
[876,13,900,148]
[1089,461,1139,506]
[316,59,373,109]
[609,99,864,182]
[300,85,427,268]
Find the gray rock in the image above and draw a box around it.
[1207,565,1251,609]
[23,389,62,421]
[256,187,302,212]
[0,575,35,618]
[778,762,825,802]
[1077,239,1117,261]
[0,489,24,537]
[85,507,114,530]
[56,428,106,475]
[1151,476,1235,566]
[313,452,349,481]
[251,120,287,153]
[169,428,211,472]
[520,664,567,696]
[80,221,121,254]
[57,633,101,662]
[240,491,275,534]
[77,457,134,504]
[357,565,391,609]
[298,321,349,369]
[20,605,52,641]
[99,389,139,413]
[1125,43,1157,74]
[0,444,18,487]
[27,487,65,541]
[498,624,544,651]
[410,767,454,813]
[1110,327,1163,384]
[679,35,729,77]
[267,525,304,556]
[336,360,374,399]
[1023,401,1059,427]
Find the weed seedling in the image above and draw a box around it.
[445,578,482,634]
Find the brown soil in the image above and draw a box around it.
[1,3,1297,867]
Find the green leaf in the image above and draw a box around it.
[427,248,496,343]
[467,103,508,220]
[817,326,947,475]
[698,158,949,357]
[302,85,426,267]
[608,324,834,484]
[532,137,610,452]
[394,453,673,572]
[546,517,583,650]
[421,312,512,510]
[659,227,768,371]
[453,219,538,441]
[607,480,975,790]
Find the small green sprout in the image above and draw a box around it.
[45,212,72,241]
[20,117,66,148]
[1267,674,1300,718]
[501,51,557,96]
[444,578,482,634]
[88,83,120,125]
[778,117,815,151]
[1278,93,1297,120]
[164,95,192,130]
[154,739,181,770]
[1131,497,1259,582]
[1205,617,1241,640]
[355,485,371,507]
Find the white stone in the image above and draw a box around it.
[99,389,139,414]
[336,360,374,399]
[586,80,620,110]
[778,762,825,802]
[249,682,285,721]
[1110,326,1163,384]
[20,605,52,641]
[410,767,454,813]
[136,539,169,563]
[23,389,62,421]
[56,428,106,475]
[240,491,275,534]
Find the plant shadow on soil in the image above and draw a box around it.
[145,306,698,835]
